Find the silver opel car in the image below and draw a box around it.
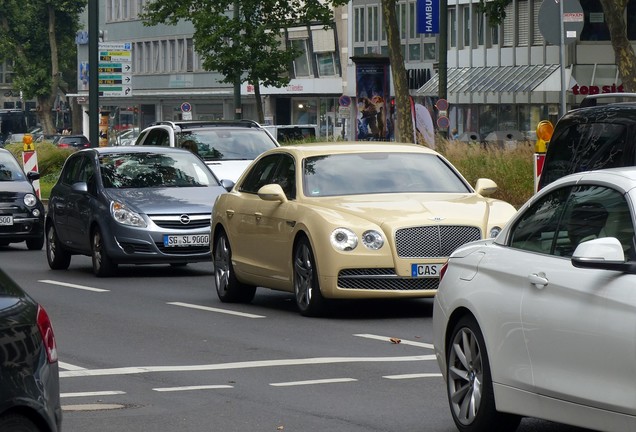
[46,146,226,277]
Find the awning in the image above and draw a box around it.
[417,64,565,96]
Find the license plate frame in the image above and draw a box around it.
[0,215,13,226]
[163,234,210,247]
[411,263,440,278]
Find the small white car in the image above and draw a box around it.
[433,167,636,432]
[136,120,279,182]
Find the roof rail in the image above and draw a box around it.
[150,119,262,129]
[579,93,636,108]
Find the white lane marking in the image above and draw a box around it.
[383,373,442,380]
[61,391,126,398]
[60,355,434,378]
[168,302,266,318]
[59,362,87,371]
[354,334,435,350]
[153,385,233,392]
[270,378,357,387]
[39,280,109,293]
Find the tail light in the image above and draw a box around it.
[36,305,58,363]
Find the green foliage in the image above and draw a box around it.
[436,139,535,208]
[141,0,333,88]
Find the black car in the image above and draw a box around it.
[0,267,62,431]
[538,93,636,189]
[46,146,226,276]
[56,135,90,150]
[0,148,45,250]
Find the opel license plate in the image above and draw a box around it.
[164,234,209,247]
[411,263,439,278]
[0,215,13,226]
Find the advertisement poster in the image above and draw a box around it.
[355,61,391,141]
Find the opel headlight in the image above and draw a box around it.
[111,201,146,227]
[489,226,502,238]
[330,228,358,251]
[24,193,37,207]
[362,230,384,250]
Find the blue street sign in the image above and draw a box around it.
[416,0,439,34]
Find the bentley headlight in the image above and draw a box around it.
[24,193,37,207]
[111,201,147,227]
[330,228,358,251]
[362,230,384,250]
[489,226,502,238]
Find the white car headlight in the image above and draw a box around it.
[489,226,502,238]
[24,193,37,207]
[111,201,147,227]
[362,230,384,250]
[330,228,358,251]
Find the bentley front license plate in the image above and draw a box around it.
[411,263,439,278]
[0,215,13,226]
[164,234,210,247]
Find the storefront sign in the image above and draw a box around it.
[571,84,625,95]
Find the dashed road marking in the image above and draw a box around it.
[59,362,86,371]
[153,385,233,392]
[39,279,109,293]
[61,391,126,398]
[270,378,357,387]
[167,301,266,318]
[383,373,442,380]
[354,333,435,350]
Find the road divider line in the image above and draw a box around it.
[270,378,356,387]
[167,302,266,318]
[61,391,125,398]
[383,373,442,380]
[60,355,435,378]
[38,280,109,293]
[59,362,86,371]
[354,333,435,350]
[153,385,233,392]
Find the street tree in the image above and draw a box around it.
[479,0,636,91]
[141,0,333,124]
[0,0,85,134]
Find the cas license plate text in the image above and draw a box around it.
[164,234,209,247]
[411,263,439,278]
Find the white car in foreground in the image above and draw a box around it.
[433,167,636,432]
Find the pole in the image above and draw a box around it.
[558,0,566,117]
[438,0,448,138]
[88,0,99,147]
[233,0,242,120]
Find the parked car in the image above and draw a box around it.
[433,167,636,432]
[538,93,636,189]
[0,148,45,250]
[56,134,90,150]
[136,120,279,182]
[46,146,226,277]
[0,267,61,431]
[211,142,517,316]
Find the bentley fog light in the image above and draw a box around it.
[111,201,147,227]
[330,228,358,251]
[362,230,384,250]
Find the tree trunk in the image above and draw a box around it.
[42,4,62,134]
[254,82,265,124]
[600,0,636,92]
[381,0,414,143]
[37,96,55,134]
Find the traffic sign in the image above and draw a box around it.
[98,42,133,97]
[437,116,450,129]
[339,95,352,107]
[538,0,584,45]
[181,102,192,113]
[435,99,449,111]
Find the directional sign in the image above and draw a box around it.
[98,42,133,97]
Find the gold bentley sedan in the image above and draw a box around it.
[211,142,517,316]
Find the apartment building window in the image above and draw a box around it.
[317,53,336,76]
[354,6,365,43]
[291,39,311,77]
[532,0,544,45]
[398,3,407,39]
[580,0,610,41]
[502,1,514,46]
[476,10,485,46]
[0,60,12,84]
[169,40,176,71]
[312,27,337,77]
[144,41,152,73]
[368,6,379,42]
[462,5,471,48]
[449,7,457,48]
[186,38,194,72]
[423,42,436,60]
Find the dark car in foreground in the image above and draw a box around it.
[0,267,61,432]
[46,146,225,277]
[0,148,45,250]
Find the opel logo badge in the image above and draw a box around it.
[179,214,191,225]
